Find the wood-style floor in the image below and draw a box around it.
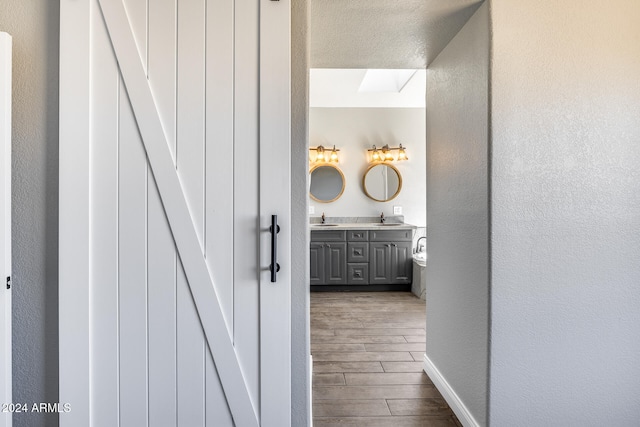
[311,291,461,427]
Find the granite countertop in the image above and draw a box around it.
[309,215,416,231]
[310,222,416,231]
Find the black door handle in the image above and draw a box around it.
[270,215,281,282]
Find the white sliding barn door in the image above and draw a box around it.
[0,31,11,427]
[59,0,290,426]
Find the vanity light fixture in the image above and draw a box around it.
[310,145,340,163]
[371,147,381,162]
[367,144,408,162]
[397,144,408,161]
[329,146,339,162]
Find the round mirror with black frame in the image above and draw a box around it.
[362,163,402,202]
[309,164,346,203]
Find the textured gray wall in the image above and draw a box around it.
[0,1,59,426]
[425,3,489,425]
[310,0,483,68]
[489,0,640,424]
[291,0,311,424]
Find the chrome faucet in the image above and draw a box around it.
[416,236,426,253]
[380,212,385,223]
[321,212,326,224]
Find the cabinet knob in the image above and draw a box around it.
[326,244,331,248]
[354,272,361,277]
[355,250,361,255]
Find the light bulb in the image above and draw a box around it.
[384,149,394,161]
[330,147,339,163]
[372,149,380,162]
[315,146,325,162]
[398,145,408,161]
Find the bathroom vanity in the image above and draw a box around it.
[310,223,415,291]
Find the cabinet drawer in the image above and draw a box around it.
[348,263,369,285]
[347,242,369,262]
[311,230,346,242]
[347,230,368,242]
[369,229,412,242]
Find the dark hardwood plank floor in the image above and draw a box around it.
[311,291,461,427]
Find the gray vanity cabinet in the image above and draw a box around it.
[310,230,347,285]
[311,227,413,289]
[369,229,413,285]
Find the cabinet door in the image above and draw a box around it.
[369,242,392,284]
[324,242,347,285]
[310,242,325,285]
[391,242,413,284]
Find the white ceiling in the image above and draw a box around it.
[311,0,484,69]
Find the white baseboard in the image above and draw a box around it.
[423,354,481,427]
[309,354,313,426]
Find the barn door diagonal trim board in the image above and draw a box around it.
[95,0,257,425]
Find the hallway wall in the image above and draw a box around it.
[0,1,59,426]
[425,3,489,425]
[489,0,640,424]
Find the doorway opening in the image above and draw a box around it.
[307,65,433,422]
[297,0,487,424]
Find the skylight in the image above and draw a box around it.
[358,69,418,93]
[309,69,426,108]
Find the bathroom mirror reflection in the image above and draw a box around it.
[309,164,346,203]
[363,163,402,202]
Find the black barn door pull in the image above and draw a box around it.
[270,215,281,282]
